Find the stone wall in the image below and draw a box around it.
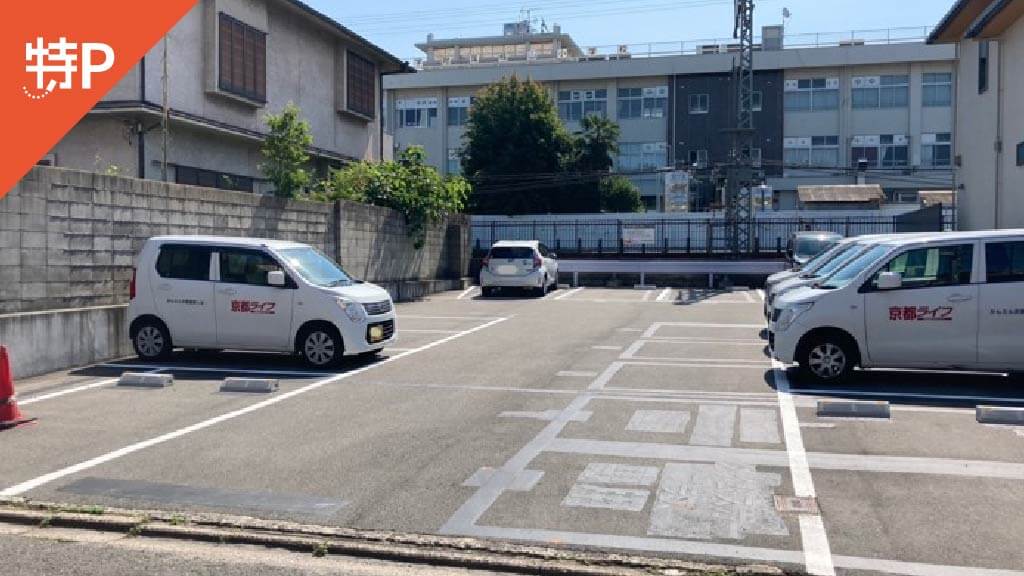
[0,166,470,315]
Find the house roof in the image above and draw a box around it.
[798,185,885,203]
[927,0,1024,43]
[280,0,404,70]
[918,190,957,206]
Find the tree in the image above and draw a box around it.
[599,176,644,213]
[461,76,574,214]
[312,146,470,248]
[261,102,313,198]
[573,115,620,172]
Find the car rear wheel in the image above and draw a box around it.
[299,325,343,368]
[133,321,172,361]
[481,286,495,297]
[798,336,855,385]
[534,276,549,297]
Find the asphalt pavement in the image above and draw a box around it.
[3,285,1024,576]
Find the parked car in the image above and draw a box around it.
[772,229,1024,383]
[127,236,396,367]
[786,231,843,267]
[480,240,559,297]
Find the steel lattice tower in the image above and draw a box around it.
[724,0,756,254]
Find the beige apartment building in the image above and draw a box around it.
[45,0,403,194]
[930,0,1024,230]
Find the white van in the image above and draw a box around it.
[127,236,396,367]
[772,230,1024,383]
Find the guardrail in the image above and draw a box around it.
[472,211,951,257]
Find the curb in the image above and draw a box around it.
[0,499,788,576]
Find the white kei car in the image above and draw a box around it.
[479,240,559,297]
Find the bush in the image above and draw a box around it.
[599,176,644,213]
[312,147,470,248]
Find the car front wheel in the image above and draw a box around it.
[798,336,856,385]
[300,325,343,368]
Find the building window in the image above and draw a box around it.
[1017,142,1024,167]
[346,52,376,118]
[688,93,709,114]
[617,88,643,119]
[851,145,879,167]
[617,142,667,172]
[447,97,475,126]
[881,134,909,167]
[852,135,907,168]
[852,75,909,109]
[923,72,952,107]
[979,40,990,94]
[396,99,439,129]
[618,87,667,118]
[176,165,255,193]
[922,133,952,167]
[218,13,266,103]
[784,78,839,111]
[688,149,709,168]
[784,136,839,167]
[558,89,606,122]
[447,149,461,175]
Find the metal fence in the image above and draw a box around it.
[472,211,951,257]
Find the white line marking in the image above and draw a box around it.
[19,369,165,406]
[800,423,837,429]
[742,290,755,303]
[756,289,766,302]
[643,321,764,338]
[553,287,584,300]
[589,362,625,390]
[619,340,645,360]
[620,360,770,370]
[618,328,643,332]
[641,290,654,302]
[556,370,598,378]
[399,315,498,320]
[97,364,339,377]
[794,388,1024,405]
[645,336,767,344]
[400,329,461,334]
[456,286,479,300]
[592,345,623,351]
[773,359,834,576]
[0,317,510,497]
[655,287,674,302]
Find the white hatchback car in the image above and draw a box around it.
[127,236,396,367]
[480,240,559,297]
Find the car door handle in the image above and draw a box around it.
[218,288,237,296]
[947,294,973,303]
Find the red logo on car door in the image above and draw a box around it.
[231,300,276,314]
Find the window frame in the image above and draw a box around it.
[688,149,709,168]
[922,72,953,107]
[785,78,839,112]
[217,12,267,104]
[175,164,255,193]
[346,51,376,119]
[785,136,839,168]
[688,93,709,114]
[985,241,1024,284]
[862,243,976,292]
[557,89,607,122]
[979,40,990,94]
[216,248,294,288]
[921,133,952,167]
[852,75,909,109]
[155,244,213,282]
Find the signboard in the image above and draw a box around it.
[663,170,690,212]
[622,226,656,247]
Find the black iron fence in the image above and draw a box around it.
[472,208,952,258]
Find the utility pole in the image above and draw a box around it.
[161,35,169,182]
[723,0,757,254]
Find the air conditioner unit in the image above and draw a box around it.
[699,44,721,54]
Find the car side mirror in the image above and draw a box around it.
[876,271,902,290]
[267,270,286,287]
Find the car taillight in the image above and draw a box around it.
[481,256,490,270]
[533,255,542,269]
[129,268,136,300]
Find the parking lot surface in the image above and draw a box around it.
[3,286,1024,576]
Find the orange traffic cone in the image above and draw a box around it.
[0,345,34,430]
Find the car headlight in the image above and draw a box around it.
[336,297,366,323]
[776,302,813,332]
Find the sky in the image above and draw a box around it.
[306,0,953,62]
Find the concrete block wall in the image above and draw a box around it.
[0,166,469,315]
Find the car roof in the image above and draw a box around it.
[874,229,1024,247]
[792,231,843,239]
[492,240,539,247]
[146,235,311,250]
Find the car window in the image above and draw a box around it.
[802,243,847,273]
[218,249,284,286]
[794,237,839,259]
[490,247,534,259]
[538,244,549,257]
[870,244,974,290]
[155,245,211,281]
[278,246,352,287]
[985,241,1024,284]
[820,244,891,289]
[814,244,869,277]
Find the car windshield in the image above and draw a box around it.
[277,246,353,287]
[801,243,853,276]
[810,243,872,278]
[819,244,892,289]
[794,236,839,260]
[490,246,534,259]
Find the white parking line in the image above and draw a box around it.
[655,287,674,302]
[641,290,654,302]
[642,321,765,338]
[742,291,755,303]
[401,329,461,334]
[0,317,510,497]
[19,368,165,406]
[553,287,584,300]
[456,286,479,300]
[399,315,500,320]
[756,289,766,302]
[97,363,339,377]
[793,388,1024,405]
[773,359,834,576]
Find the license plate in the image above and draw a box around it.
[369,325,384,342]
[496,264,518,275]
